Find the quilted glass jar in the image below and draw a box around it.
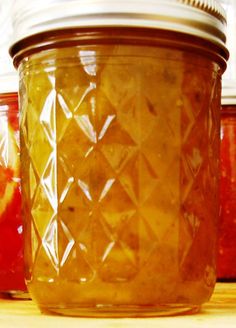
[0,92,27,297]
[0,0,27,298]
[217,83,236,280]
[10,0,228,317]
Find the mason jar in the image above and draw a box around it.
[218,81,236,280]
[0,90,27,298]
[0,0,27,298]
[10,0,228,317]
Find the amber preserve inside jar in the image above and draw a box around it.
[10,0,228,315]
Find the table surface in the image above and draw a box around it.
[0,283,235,328]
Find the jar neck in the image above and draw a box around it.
[10,27,227,71]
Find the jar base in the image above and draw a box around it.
[40,304,200,318]
[0,290,30,300]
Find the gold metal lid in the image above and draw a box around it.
[11,0,227,58]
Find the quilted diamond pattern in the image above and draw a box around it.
[20,45,220,307]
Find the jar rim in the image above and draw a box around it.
[10,0,228,60]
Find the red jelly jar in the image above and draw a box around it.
[0,87,27,298]
[0,2,27,293]
[218,82,236,280]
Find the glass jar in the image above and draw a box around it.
[0,91,27,297]
[10,0,228,317]
[0,0,27,298]
[217,82,236,280]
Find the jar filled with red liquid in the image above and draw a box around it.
[0,82,27,297]
[0,0,27,297]
[218,82,236,280]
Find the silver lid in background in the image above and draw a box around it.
[0,70,18,94]
[11,0,227,54]
[0,0,18,93]
[220,0,236,85]
[222,80,236,105]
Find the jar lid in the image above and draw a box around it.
[0,44,18,94]
[0,71,18,94]
[221,80,236,105]
[0,0,18,94]
[11,0,227,56]
[220,0,236,81]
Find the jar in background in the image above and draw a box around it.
[10,0,228,317]
[0,94,23,295]
[218,82,236,280]
[0,88,27,297]
[0,0,27,298]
